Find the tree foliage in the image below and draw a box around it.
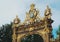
[57,25,60,35]
[21,34,44,42]
[0,23,13,42]
[56,25,60,40]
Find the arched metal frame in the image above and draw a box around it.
[17,31,47,42]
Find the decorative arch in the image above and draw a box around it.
[12,4,53,42]
[21,34,44,42]
[17,32,45,42]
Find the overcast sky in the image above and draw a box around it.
[0,0,60,38]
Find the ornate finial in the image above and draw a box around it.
[45,5,51,16]
[13,15,20,24]
[30,3,35,7]
[44,5,52,19]
[30,3,35,10]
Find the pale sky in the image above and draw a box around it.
[0,0,60,38]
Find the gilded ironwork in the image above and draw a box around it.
[12,4,53,42]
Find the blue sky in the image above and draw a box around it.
[0,0,60,38]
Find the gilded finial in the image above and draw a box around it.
[30,3,35,7]
[13,15,20,24]
[45,5,51,15]
[30,3,35,10]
